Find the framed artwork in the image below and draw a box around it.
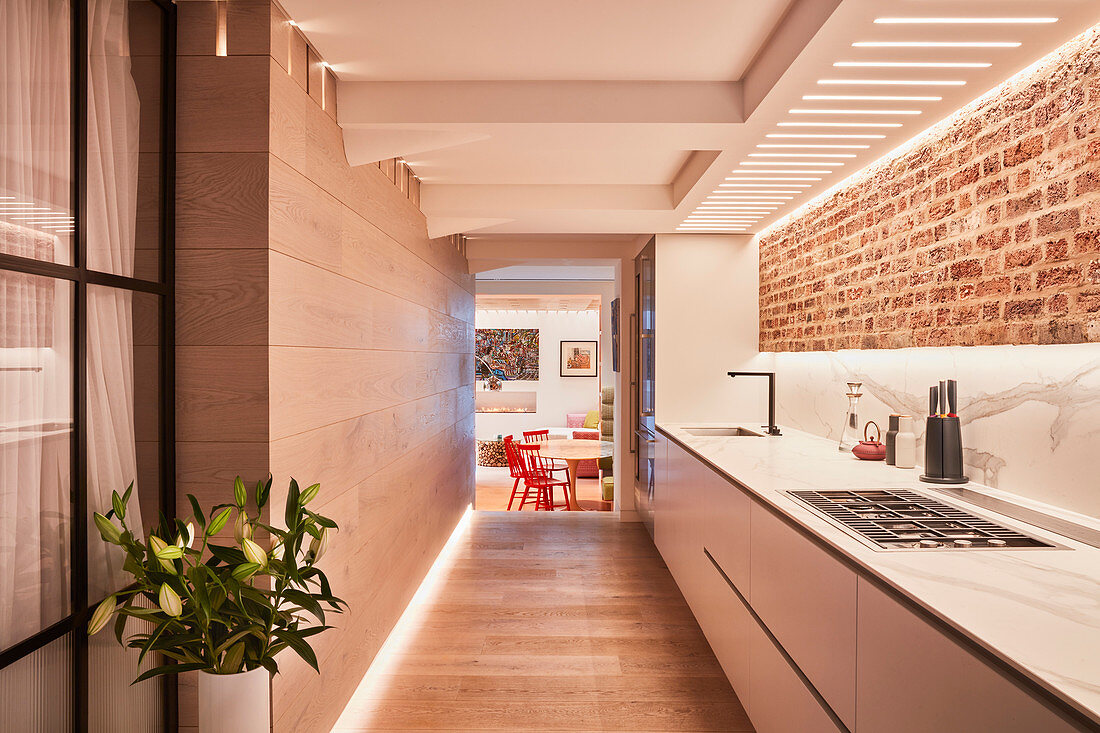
[475,328,539,381]
[560,340,597,377]
[610,298,620,373]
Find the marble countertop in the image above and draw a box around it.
[657,421,1100,726]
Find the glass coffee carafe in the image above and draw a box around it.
[839,381,863,452]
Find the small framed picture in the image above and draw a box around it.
[560,340,598,377]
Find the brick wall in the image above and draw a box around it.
[758,25,1100,352]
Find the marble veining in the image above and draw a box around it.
[763,343,1100,518]
[658,421,1100,725]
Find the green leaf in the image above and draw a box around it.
[207,544,246,565]
[300,483,320,506]
[257,476,273,510]
[234,476,247,509]
[273,629,319,672]
[285,479,300,530]
[207,507,232,536]
[258,657,279,676]
[283,589,325,624]
[187,494,206,529]
[112,490,125,521]
[132,661,208,685]
[221,642,246,674]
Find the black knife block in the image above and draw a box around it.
[920,416,968,484]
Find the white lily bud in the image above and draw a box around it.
[234,511,252,543]
[158,583,182,617]
[148,535,176,573]
[176,522,195,549]
[309,528,329,563]
[87,595,117,635]
[242,538,267,568]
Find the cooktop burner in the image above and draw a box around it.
[787,489,1054,550]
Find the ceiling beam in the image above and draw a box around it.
[338,81,743,124]
[421,184,672,214]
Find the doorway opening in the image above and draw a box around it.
[473,267,617,512]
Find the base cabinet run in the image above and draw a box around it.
[654,433,1089,733]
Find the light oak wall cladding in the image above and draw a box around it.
[758,24,1100,353]
[175,3,475,732]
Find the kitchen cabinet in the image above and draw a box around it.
[702,463,750,594]
[749,503,857,730]
[856,579,1082,733]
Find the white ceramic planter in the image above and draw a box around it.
[198,667,271,733]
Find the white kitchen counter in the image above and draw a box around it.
[657,421,1100,728]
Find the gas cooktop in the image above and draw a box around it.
[787,489,1055,551]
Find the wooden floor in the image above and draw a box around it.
[475,465,612,512]
[332,511,752,732]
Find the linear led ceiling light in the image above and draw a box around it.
[790,108,921,115]
[852,41,1020,48]
[740,160,839,166]
[778,122,902,128]
[748,153,856,158]
[757,144,870,149]
[725,176,823,181]
[721,181,813,186]
[835,61,991,68]
[874,17,1057,25]
[818,79,965,86]
[766,133,885,139]
[803,95,941,101]
[732,168,835,173]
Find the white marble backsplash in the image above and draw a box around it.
[759,344,1100,520]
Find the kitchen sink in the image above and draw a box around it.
[684,427,763,437]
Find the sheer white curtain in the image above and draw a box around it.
[0,0,73,651]
[85,0,142,601]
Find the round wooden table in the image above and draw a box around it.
[530,438,613,511]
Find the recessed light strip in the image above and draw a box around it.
[818,79,965,86]
[739,161,840,166]
[834,61,990,68]
[790,108,922,115]
[748,153,856,158]
[852,41,1020,48]
[766,133,885,139]
[778,122,902,128]
[757,144,870,149]
[874,17,1057,25]
[803,95,941,102]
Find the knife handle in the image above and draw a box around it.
[939,380,947,415]
[929,386,938,417]
[947,379,957,416]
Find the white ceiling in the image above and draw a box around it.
[279,0,1100,237]
[475,293,602,312]
[280,0,795,82]
[477,265,617,281]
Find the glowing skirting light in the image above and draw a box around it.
[332,506,474,729]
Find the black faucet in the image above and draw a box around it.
[727,371,782,436]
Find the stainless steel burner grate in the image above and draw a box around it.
[787,489,1054,550]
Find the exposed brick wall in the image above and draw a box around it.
[758,25,1100,352]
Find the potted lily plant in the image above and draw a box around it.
[88,477,345,733]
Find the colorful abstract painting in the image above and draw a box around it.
[475,329,539,381]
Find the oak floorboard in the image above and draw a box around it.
[333,512,751,732]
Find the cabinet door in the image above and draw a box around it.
[747,603,846,733]
[693,553,752,701]
[750,503,857,729]
[702,467,751,595]
[856,579,1084,733]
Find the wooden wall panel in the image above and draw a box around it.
[176,6,474,733]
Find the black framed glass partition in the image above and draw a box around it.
[0,0,175,730]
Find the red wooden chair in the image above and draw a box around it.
[503,435,525,510]
[515,443,570,511]
[522,429,569,478]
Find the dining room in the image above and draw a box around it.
[472,273,617,512]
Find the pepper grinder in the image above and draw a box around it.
[885,414,901,465]
[920,379,968,484]
[894,415,916,469]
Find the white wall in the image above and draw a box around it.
[654,234,768,425]
[475,308,602,440]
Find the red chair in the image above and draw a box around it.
[522,430,569,479]
[572,429,601,478]
[514,443,570,511]
[503,436,525,510]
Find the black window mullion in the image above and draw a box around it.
[72,0,89,728]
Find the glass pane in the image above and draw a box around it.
[87,286,160,601]
[0,632,73,732]
[0,0,74,264]
[89,595,163,732]
[0,272,73,649]
[86,0,163,280]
